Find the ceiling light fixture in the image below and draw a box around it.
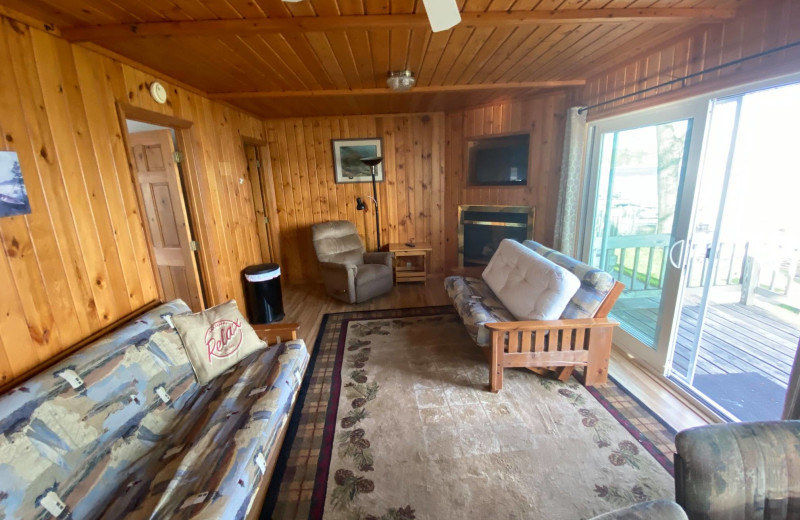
[387,71,416,92]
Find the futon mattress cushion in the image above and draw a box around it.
[0,300,309,520]
[482,239,580,321]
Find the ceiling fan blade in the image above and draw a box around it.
[421,0,461,32]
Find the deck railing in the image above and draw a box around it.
[685,241,744,288]
[601,234,670,298]
[601,236,800,299]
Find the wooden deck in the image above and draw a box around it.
[614,290,799,420]
[614,292,800,388]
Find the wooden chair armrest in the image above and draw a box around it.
[252,323,299,345]
[484,318,619,332]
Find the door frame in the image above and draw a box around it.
[242,137,281,266]
[575,72,800,425]
[580,98,711,373]
[116,102,207,310]
[580,71,800,377]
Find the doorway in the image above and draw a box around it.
[125,119,205,312]
[582,100,707,371]
[582,76,800,422]
[244,142,273,263]
[243,140,280,266]
[668,83,800,421]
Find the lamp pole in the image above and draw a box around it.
[360,156,383,251]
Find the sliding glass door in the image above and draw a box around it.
[582,75,800,421]
[583,102,707,370]
[669,83,800,421]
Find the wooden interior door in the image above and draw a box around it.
[129,129,204,311]
[245,143,274,263]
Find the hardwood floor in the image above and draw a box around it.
[282,277,710,433]
[282,279,452,346]
[607,350,712,431]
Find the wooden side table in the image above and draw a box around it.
[386,243,432,285]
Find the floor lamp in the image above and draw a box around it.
[359,156,382,250]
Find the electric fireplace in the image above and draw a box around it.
[458,205,535,267]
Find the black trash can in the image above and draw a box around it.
[242,263,284,324]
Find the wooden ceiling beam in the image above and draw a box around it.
[61,9,737,42]
[0,5,61,36]
[208,80,587,99]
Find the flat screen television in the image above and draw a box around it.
[468,133,530,186]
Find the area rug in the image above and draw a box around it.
[262,307,676,520]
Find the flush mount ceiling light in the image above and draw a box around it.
[387,71,416,92]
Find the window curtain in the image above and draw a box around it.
[553,107,587,257]
[783,339,800,419]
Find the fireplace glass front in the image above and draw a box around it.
[458,205,534,267]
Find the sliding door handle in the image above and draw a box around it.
[669,239,686,269]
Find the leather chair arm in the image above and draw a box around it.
[363,252,394,268]
[319,261,358,273]
[319,262,357,302]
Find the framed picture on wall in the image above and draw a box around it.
[332,138,384,183]
[0,152,31,218]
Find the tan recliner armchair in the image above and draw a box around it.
[311,221,394,304]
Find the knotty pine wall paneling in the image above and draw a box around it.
[265,114,445,283]
[580,0,800,119]
[0,17,265,387]
[444,91,569,273]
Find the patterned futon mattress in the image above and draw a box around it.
[0,300,309,519]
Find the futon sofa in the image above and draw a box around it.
[446,239,623,391]
[0,300,308,519]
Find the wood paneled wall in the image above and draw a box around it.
[264,114,445,283]
[580,0,800,119]
[0,17,265,387]
[444,91,569,272]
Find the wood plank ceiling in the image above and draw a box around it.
[1,0,742,116]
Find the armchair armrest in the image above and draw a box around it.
[252,323,299,345]
[675,421,800,518]
[363,251,394,268]
[319,261,357,302]
[319,261,358,274]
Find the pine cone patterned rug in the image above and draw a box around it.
[261,306,676,520]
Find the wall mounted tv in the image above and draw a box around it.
[467,133,530,186]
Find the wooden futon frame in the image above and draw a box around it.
[483,281,625,392]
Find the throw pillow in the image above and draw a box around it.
[172,300,267,384]
[482,239,581,321]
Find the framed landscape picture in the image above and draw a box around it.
[332,138,384,183]
[0,152,31,218]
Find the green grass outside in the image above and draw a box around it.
[608,247,666,288]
